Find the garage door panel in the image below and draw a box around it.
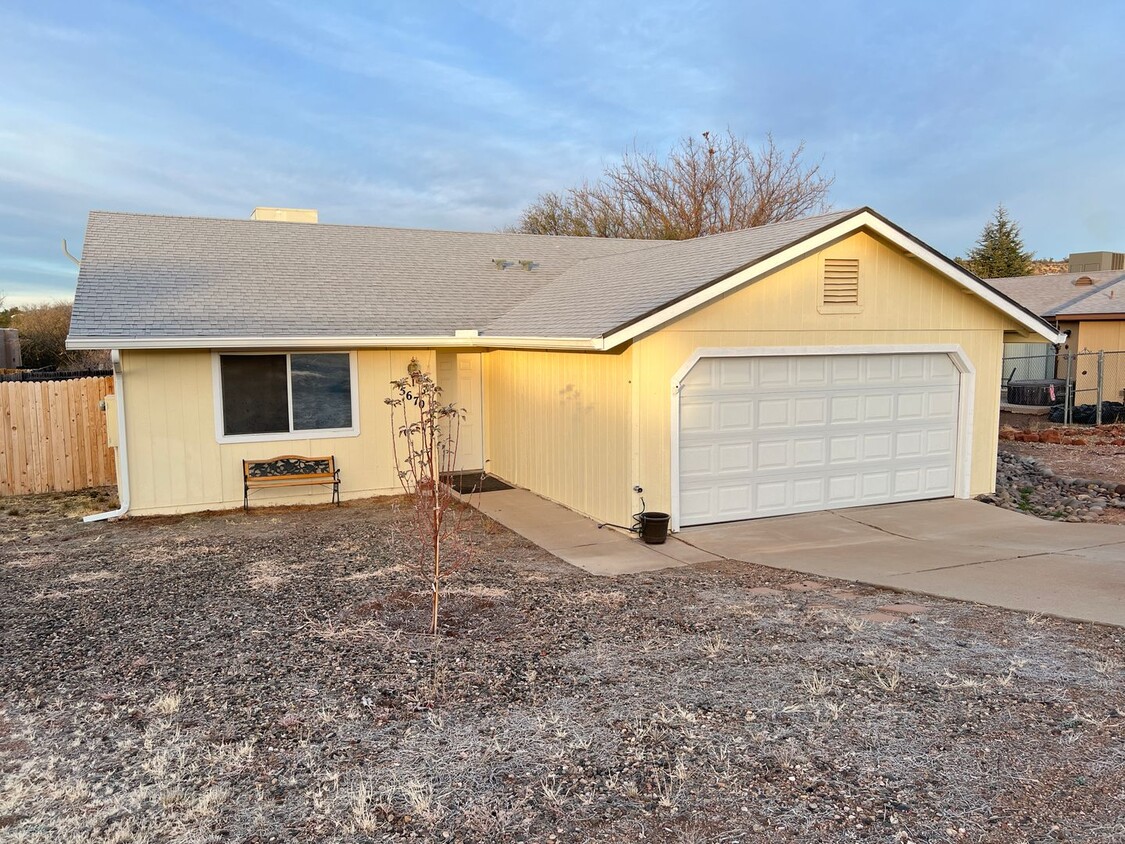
[795,357,828,385]
[829,395,861,423]
[928,390,958,417]
[793,477,825,505]
[894,468,922,495]
[717,485,751,515]
[758,357,792,387]
[679,353,960,526]
[926,428,954,453]
[794,396,827,425]
[718,443,752,472]
[898,355,928,380]
[863,432,892,460]
[680,488,715,522]
[680,444,714,474]
[831,356,863,383]
[827,475,857,503]
[718,401,753,430]
[864,394,894,421]
[829,435,859,463]
[717,358,753,386]
[865,355,895,381]
[757,398,791,427]
[895,430,924,457]
[680,401,715,433]
[755,440,789,470]
[793,438,825,466]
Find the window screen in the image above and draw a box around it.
[291,353,352,430]
[219,354,289,435]
[219,353,354,437]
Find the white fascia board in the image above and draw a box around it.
[597,211,1066,350]
[856,215,1067,344]
[65,334,602,352]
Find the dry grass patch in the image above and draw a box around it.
[2,493,1124,842]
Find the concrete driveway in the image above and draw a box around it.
[681,499,1125,627]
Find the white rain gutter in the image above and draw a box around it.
[65,334,602,351]
[84,349,130,522]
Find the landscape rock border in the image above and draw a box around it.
[980,451,1125,522]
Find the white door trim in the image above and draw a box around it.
[669,344,977,531]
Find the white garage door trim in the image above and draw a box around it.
[669,344,976,531]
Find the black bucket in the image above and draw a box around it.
[638,511,670,544]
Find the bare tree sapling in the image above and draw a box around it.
[385,359,475,635]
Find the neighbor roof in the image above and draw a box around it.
[990,270,1125,318]
[68,207,1061,350]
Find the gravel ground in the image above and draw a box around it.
[2,490,1125,843]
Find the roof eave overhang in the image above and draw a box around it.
[594,209,1067,350]
[65,334,602,352]
[1054,313,1125,321]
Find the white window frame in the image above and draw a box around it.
[211,350,360,444]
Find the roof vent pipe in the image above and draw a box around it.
[250,207,318,223]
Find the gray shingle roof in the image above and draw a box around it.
[1055,276,1125,316]
[486,210,858,337]
[70,212,665,341]
[989,270,1125,318]
[71,208,863,344]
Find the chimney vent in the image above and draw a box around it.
[250,207,318,223]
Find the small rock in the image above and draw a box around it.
[876,603,929,617]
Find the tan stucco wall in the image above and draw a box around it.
[120,348,432,515]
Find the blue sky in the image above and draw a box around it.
[2,1,1123,306]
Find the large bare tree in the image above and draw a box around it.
[512,130,833,240]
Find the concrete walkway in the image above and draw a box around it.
[473,489,720,575]
[682,498,1125,627]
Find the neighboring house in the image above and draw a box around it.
[991,270,1125,401]
[67,207,1061,530]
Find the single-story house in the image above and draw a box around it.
[992,270,1125,401]
[67,206,1062,530]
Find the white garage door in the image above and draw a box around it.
[678,353,960,526]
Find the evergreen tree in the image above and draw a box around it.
[961,205,1033,278]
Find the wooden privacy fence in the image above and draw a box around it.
[0,376,116,495]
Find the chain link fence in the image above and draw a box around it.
[1002,347,1125,425]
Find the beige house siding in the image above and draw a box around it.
[120,348,432,515]
[483,347,634,526]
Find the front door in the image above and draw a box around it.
[435,352,484,471]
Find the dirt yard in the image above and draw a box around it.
[2,491,1124,843]
[999,424,1125,483]
[998,423,1125,524]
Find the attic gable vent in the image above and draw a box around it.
[822,258,860,306]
